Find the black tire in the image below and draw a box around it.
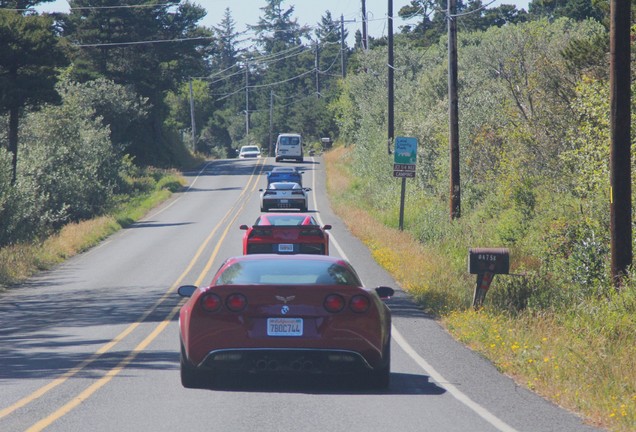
[300,205,308,212]
[368,362,390,389]
[367,340,391,389]
[180,342,207,389]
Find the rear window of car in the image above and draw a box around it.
[269,182,299,190]
[260,215,316,226]
[267,173,301,183]
[215,260,361,286]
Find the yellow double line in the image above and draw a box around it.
[1,158,267,431]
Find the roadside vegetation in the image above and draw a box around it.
[324,15,635,432]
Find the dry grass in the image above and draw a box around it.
[0,216,119,288]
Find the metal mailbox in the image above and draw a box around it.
[468,247,510,308]
[468,247,510,275]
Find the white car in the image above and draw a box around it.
[259,182,310,212]
[238,145,261,159]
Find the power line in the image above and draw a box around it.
[75,36,213,47]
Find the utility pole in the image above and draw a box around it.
[361,0,368,50]
[448,0,461,220]
[245,61,249,139]
[387,0,394,156]
[315,41,321,97]
[609,0,632,287]
[269,90,274,157]
[337,15,355,77]
[340,15,346,78]
[189,80,196,152]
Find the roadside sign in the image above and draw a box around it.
[393,170,415,178]
[394,137,417,165]
[393,137,417,178]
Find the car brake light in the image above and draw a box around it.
[350,295,370,313]
[324,294,345,313]
[250,229,272,238]
[291,191,304,195]
[300,229,323,237]
[226,293,247,312]
[201,293,222,312]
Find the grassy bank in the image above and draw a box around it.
[0,170,184,290]
[324,146,635,432]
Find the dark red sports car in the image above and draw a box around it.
[240,213,331,255]
[177,254,394,389]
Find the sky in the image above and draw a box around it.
[37,0,531,45]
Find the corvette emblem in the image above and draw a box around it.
[275,295,296,304]
[281,305,290,315]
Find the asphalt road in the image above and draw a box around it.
[0,156,602,432]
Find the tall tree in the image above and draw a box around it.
[528,0,606,22]
[398,0,527,45]
[315,10,345,96]
[0,0,55,12]
[247,0,312,145]
[0,10,67,183]
[206,7,243,153]
[62,0,212,164]
[249,0,309,53]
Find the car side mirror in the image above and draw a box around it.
[239,224,248,230]
[323,224,332,230]
[259,188,264,192]
[375,286,394,300]
[304,188,312,192]
[178,285,198,298]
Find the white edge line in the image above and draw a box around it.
[312,155,519,432]
[391,327,520,432]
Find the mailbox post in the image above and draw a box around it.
[468,248,510,308]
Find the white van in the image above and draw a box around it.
[275,133,303,162]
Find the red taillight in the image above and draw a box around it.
[226,293,247,312]
[249,229,272,238]
[200,293,222,312]
[324,294,345,313]
[350,295,370,313]
[300,229,323,237]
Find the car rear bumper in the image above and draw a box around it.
[197,348,380,374]
[262,199,306,209]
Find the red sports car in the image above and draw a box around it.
[177,254,394,389]
[240,213,331,255]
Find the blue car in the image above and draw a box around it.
[266,168,303,187]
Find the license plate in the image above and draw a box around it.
[278,244,294,252]
[279,199,288,204]
[267,318,303,336]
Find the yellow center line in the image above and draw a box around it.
[1,158,266,424]
[26,159,268,431]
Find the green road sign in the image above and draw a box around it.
[394,137,418,165]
